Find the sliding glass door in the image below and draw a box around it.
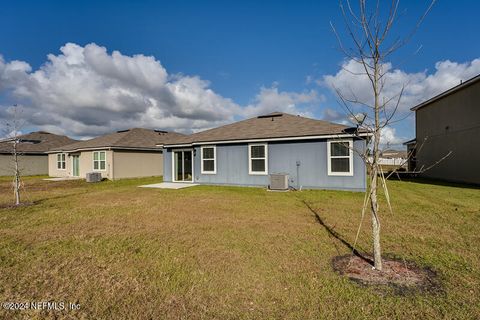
[72,155,80,177]
[173,150,193,182]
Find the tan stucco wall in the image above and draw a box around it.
[416,80,480,184]
[48,150,114,179]
[0,154,48,176]
[112,150,163,179]
[48,153,70,177]
[48,150,162,180]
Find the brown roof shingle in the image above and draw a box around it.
[0,131,78,154]
[50,128,185,152]
[163,112,351,145]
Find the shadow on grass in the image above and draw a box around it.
[388,175,480,190]
[302,200,374,266]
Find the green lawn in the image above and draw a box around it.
[0,176,479,319]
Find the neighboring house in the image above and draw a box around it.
[0,131,77,176]
[159,112,370,191]
[403,139,416,172]
[407,74,480,184]
[47,128,184,180]
[368,150,408,171]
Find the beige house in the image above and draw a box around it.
[408,74,480,185]
[47,128,184,180]
[0,131,77,176]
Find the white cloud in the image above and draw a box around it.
[379,127,404,146]
[0,43,324,138]
[0,43,245,137]
[242,85,320,118]
[321,107,349,125]
[321,58,480,148]
[322,58,480,119]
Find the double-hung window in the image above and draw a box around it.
[57,153,66,170]
[248,143,268,175]
[93,151,106,171]
[201,146,216,174]
[327,140,353,176]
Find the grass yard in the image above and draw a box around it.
[0,176,479,319]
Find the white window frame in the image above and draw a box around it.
[93,151,107,172]
[248,143,268,175]
[201,145,216,174]
[327,139,354,176]
[57,153,66,170]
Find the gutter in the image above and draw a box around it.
[157,132,373,148]
[46,146,163,154]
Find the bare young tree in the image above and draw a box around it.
[2,104,25,206]
[330,0,435,270]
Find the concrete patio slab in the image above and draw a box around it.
[138,182,199,189]
[43,177,83,181]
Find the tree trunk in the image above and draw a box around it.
[13,142,21,206]
[370,166,382,270]
[370,54,383,271]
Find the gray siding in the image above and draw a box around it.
[415,79,480,184]
[164,139,366,191]
[194,144,269,186]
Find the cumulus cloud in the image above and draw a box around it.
[322,58,480,116]
[379,127,404,146]
[242,85,320,118]
[321,107,349,125]
[0,43,243,137]
[0,43,324,138]
[321,58,480,147]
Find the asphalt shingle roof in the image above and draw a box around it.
[50,128,185,152]
[163,112,351,145]
[0,131,77,154]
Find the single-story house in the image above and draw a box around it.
[47,128,184,180]
[159,112,370,191]
[0,131,77,176]
[407,74,480,184]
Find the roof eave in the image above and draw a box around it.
[162,132,372,148]
[403,138,416,146]
[46,146,163,153]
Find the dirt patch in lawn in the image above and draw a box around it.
[332,254,442,295]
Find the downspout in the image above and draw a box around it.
[111,148,114,180]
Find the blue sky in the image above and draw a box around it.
[1,0,479,145]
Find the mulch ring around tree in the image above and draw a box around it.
[332,254,442,295]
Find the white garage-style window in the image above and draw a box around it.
[327,140,354,176]
[57,153,66,170]
[248,143,268,175]
[93,151,106,171]
[201,145,216,174]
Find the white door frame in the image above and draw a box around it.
[171,149,194,183]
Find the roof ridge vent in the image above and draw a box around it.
[257,112,283,119]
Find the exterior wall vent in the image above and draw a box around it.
[269,173,289,190]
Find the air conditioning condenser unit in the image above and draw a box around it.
[269,173,289,191]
